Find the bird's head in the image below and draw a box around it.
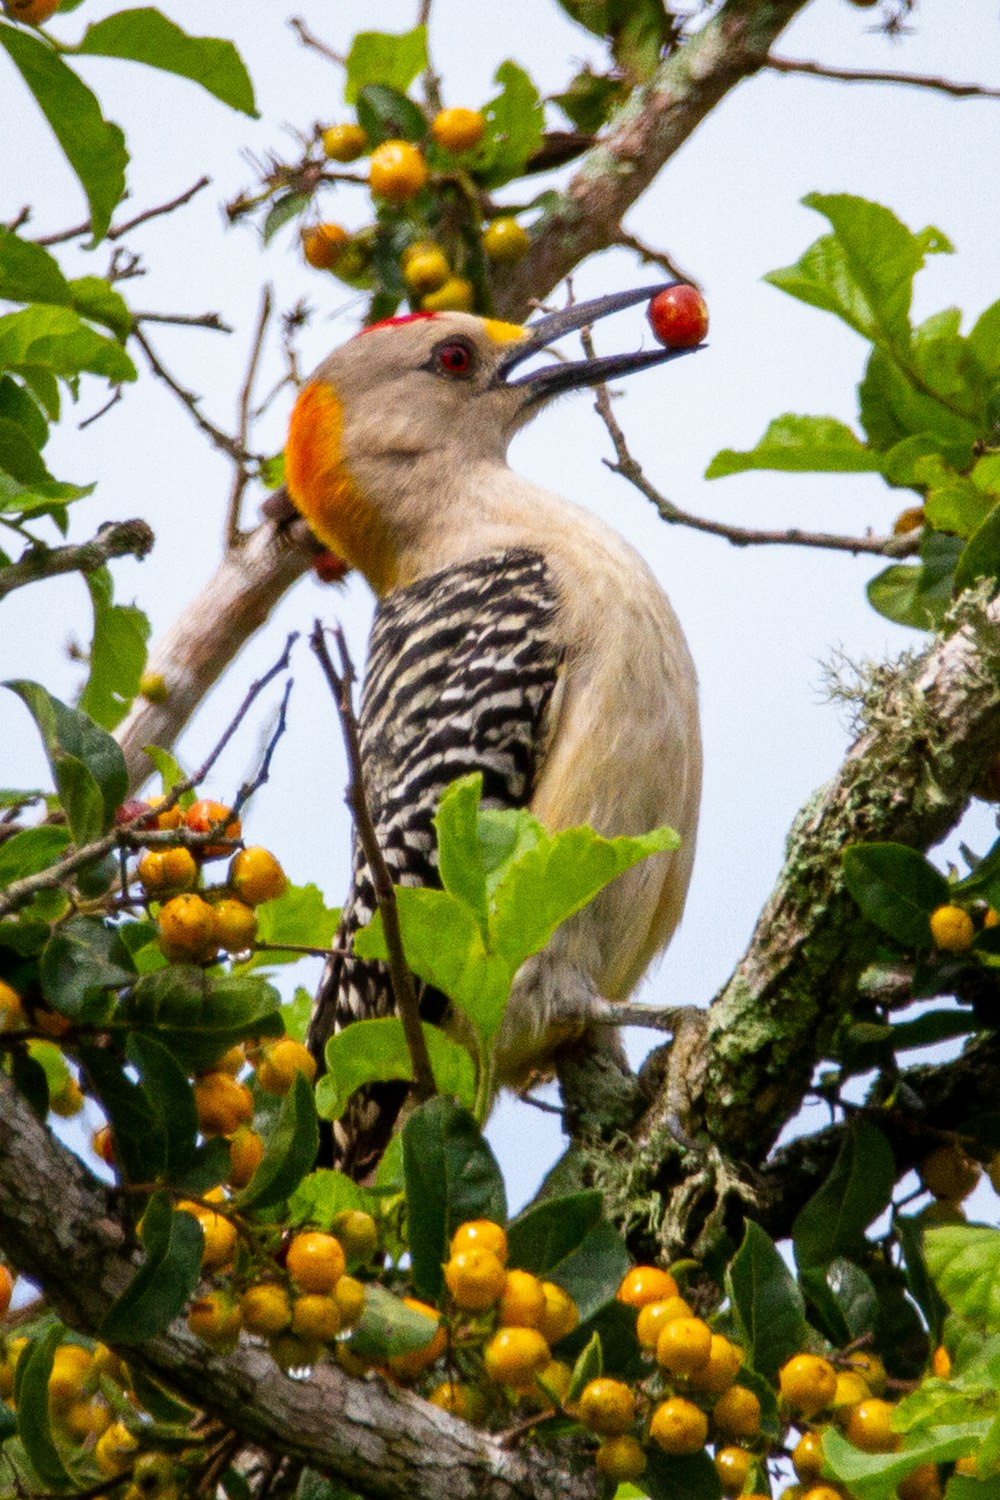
[285,284,698,594]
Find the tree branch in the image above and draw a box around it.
[131,326,251,464]
[766,55,1000,101]
[0,1071,595,1500]
[227,286,273,547]
[33,178,211,247]
[0,520,154,600]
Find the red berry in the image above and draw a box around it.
[647,284,709,349]
[114,798,155,829]
[312,550,349,584]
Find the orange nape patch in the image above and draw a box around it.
[285,381,397,595]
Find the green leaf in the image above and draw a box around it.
[642,1448,723,1500]
[866,531,964,632]
[343,26,427,105]
[801,1258,879,1347]
[608,0,670,81]
[969,298,1000,377]
[67,277,132,340]
[0,228,70,305]
[552,67,625,132]
[40,914,133,1020]
[566,1331,602,1401]
[925,475,996,539]
[354,83,427,146]
[5,679,128,842]
[476,61,545,189]
[262,192,309,247]
[435,775,489,932]
[26,1038,70,1101]
[507,1191,631,1323]
[16,1323,74,1487]
[0,373,48,453]
[347,1282,438,1360]
[79,1041,166,1183]
[0,825,70,886]
[316,1017,476,1120]
[246,882,339,970]
[726,1221,807,1379]
[235,1071,318,1211]
[707,413,883,480]
[402,1097,506,1302]
[143,743,190,799]
[288,1168,376,1230]
[954,502,1000,596]
[824,1426,988,1500]
[0,23,127,243]
[119,967,283,1073]
[895,1213,947,1345]
[100,1191,204,1343]
[73,8,256,115]
[78,568,149,731]
[0,414,50,485]
[924,1226,1000,1331]
[127,1031,201,1176]
[0,304,136,383]
[793,1119,896,1269]
[842,843,949,948]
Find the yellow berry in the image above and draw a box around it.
[257,1037,317,1095]
[427,1380,489,1423]
[49,1077,84,1118]
[157,892,220,963]
[897,1464,942,1500]
[779,1354,838,1416]
[537,1281,578,1344]
[62,1395,112,1441]
[196,1209,237,1270]
[451,1219,507,1264]
[954,1458,979,1478]
[333,1274,366,1326]
[578,1377,636,1437]
[269,1333,322,1371]
[386,1298,446,1379]
[139,670,168,702]
[846,1351,887,1397]
[137,846,197,897]
[617,1265,679,1308]
[716,1445,753,1496]
[801,1488,843,1500]
[240,1283,292,1336]
[194,1072,254,1136]
[831,1369,871,1412]
[187,1291,242,1348]
[793,1430,825,1484]
[482,216,530,263]
[302,223,350,271]
[636,1294,694,1348]
[919,1143,981,1203]
[213,1043,246,1076]
[656,1315,713,1375]
[931,1345,951,1379]
[211,896,258,954]
[650,1396,709,1455]
[0,980,24,1032]
[444,1248,507,1311]
[929,904,975,953]
[228,846,288,906]
[322,123,368,162]
[844,1398,899,1453]
[403,246,451,297]
[47,1344,92,1408]
[421,276,474,313]
[286,1232,346,1293]
[498,1268,547,1328]
[291,1294,341,1341]
[330,1209,379,1263]
[595,1433,647,1482]
[94,1420,138,1476]
[530,1357,572,1408]
[688,1334,743,1394]
[431,107,485,152]
[483,1326,550,1386]
[712,1384,762,1441]
[369,139,428,202]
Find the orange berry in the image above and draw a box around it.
[482,216,530,263]
[431,107,485,152]
[801,1488,843,1500]
[498,1268,547,1328]
[137,846,197,896]
[897,1465,942,1500]
[194,1072,254,1136]
[578,1377,636,1437]
[188,1291,242,1348]
[595,1433,647,1482]
[333,1274,366,1326]
[656,1315,713,1375]
[198,1209,238,1270]
[148,795,182,830]
[47,1344,93,1408]
[483,1327,550,1386]
[688,1334,743,1394]
[928,904,975,953]
[844,1398,899,1453]
[779,1354,838,1416]
[321,123,368,162]
[0,1264,13,1318]
[931,1345,951,1379]
[716,1446,753,1496]
[537,1281,578,1344]
[369,139,428,202]
[213,1043,246,1077]
[0,980,25,1031]
[919,1143,981,1203]
[793,1430,825,1484]
[183,799,241,859]
[291,1294,341,1341]
[451,1219,507,1264]
[241,1283,292,1336]
[257,1038,317,1095]
[386,1299,446,1379]
[3,0,62,25]
[302,223,349,271]
[444,1248,507,1311]
[212,896,258,954]
[712,1384,762,1441]
[62,1396,112,1442]
[286,1232,346,1293]
[650,1396,709,1455]
[428,1380,489,1423]
[618,1265,679,1308]
[330,1209,379,1263]
[636,1294,694,1348]
[157,892,220,963]
[228,846,288,906]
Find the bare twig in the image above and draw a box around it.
[133,311,233,333]
[227,286,273,548]
[131,326,250,464]
[767,54,1000,101]
[310,622,438,1104]
[33,178,212,247]
[288,16,344,65]
[580,328,917,559]
[611,229,695,288]
[6,206,30,233]
[416,0,443,116]
[233,672,293,817]
[78,387,123,430]
[0,520,154,601]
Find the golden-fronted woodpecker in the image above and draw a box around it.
[285,286,702,1176]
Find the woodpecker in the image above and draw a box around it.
[285,286,702,1176]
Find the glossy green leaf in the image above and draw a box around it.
[119,967,283,1073]
[79,1041,166,1183]
[476,61,544,188]
[707,414,882,479]
[0,23,127,243]
[801,1258,879,1347]
[78,568,149,731]
[5,679,128,842]
[793,1119,895,1269]
[895,1212,947,1344]
[726,1220,806,1379]
[40,914,133,1020]
[344,25,426,104]
[0,414,49,485]
[316,1016,476,1121]
[0,825,70,885]
[235,1071,318,1211]
[0,229,69,305]
[842,842,949,947]
[508,1191,630,1322]
[866,532,964,632]
[925,476,995,538]
[925,1226,1000,1331]
[16,1323,74,1487]
[245,882,339,970]
[143,743,191,800]
[552,66,625,131]
[73,8,256,115]
[347,1283,438,1359]
[566,1331,602,1401]
[969,298,1000,376]
[0,305,135,383]
[0,373,48,452]
[402,1097,506,1302]
[825,1425,988,1500]
[954,501,1000,595]
[126,1032,199,1176]
[355,83,427,145]
[642,1447,723,1500]
[101,1191,204,1343]
[288,1168,376,1230]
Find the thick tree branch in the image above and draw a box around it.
[0,1072,595,1500]
[0,520,154,600]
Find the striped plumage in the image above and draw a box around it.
[287,294,702,1179]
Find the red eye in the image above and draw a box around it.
[436,341,473,377]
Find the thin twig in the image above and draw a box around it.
[310,621,437,1103]
[253,942,349,959]
[33,177,211,247]
[133,310,233,333]
[227,286,273,548]
[611,229,695,288]
[78,388,123,430]
[579,328,919,559]
[232,672,293,817]
[131,326,250,464]
[289,16,344,65]
[767,54,1000,100]
[6,207,30,233]
[0,520,154,601]
[416,0,443,116]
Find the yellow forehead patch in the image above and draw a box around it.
[482,318,528,346]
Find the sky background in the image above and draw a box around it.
[2,0,999,1210]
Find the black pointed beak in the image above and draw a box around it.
[497,283,703,401]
